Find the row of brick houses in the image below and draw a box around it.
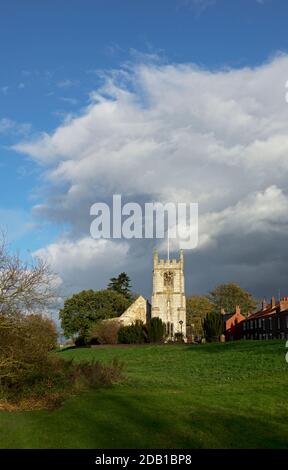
[224,297,288,341]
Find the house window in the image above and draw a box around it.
[258,319,261,328]
[243,322,246,331]
[262,319,266,330]
[277,317,280,329]
[269,317,272,330]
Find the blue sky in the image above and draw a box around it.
[1,0,288,298]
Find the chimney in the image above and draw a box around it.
[280,297,288,312]
[262,298,267,310]
[235,305,241,316]
[271,296,276,309]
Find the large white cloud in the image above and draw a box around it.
[15,54,288,298]
[34,237,130,295]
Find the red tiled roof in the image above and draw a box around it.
[247,298,288,320]
[248,307,275,319]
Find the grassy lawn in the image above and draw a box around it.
[0,340,287,448]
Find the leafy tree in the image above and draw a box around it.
[59,289,130,340]
[108,272,132,301]
[186,295,214,337]
[203,312,224,342]
[148,317,165,343]
[208,283,257,316]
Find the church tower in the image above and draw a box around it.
[151,250,186,339]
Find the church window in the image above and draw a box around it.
[167,322,171,336]
[163,271,174,288]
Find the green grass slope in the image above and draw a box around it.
[0,340,287,448]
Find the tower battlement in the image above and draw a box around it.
[157,258,180,267]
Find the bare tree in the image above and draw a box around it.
[0,233,57,317]
[0,232,58,387]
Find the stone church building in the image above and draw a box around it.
[115,250,187,340]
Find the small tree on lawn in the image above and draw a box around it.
[203,312,224,342]
[147,317,165,343]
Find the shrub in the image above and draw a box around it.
[0,309,126,410]
[0,354,124,409]
[118,321,148,344]
[0,313,57,387]
[71,358,124,388]
[74,335,88,347]
[0,315,53,394]
[202,312,224,342]
[19,314,57,361]
[90,320,120,345]
[174,332,184,343]
[147,317,165,343]
[0,311,125,409]
[117,318,165,344]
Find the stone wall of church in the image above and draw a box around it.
[115,295,150,326]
